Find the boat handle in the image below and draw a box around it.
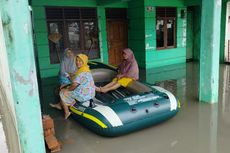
[153,102,160,107]
[163,95,169,99]
[131,107,137,112]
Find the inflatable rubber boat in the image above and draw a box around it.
[69,62,180,137]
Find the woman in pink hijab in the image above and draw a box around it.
[96,48,139,93]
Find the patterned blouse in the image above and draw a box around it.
[72,72,95,102]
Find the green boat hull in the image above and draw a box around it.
[69,62,180,137]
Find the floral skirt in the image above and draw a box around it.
[59,90,75,105]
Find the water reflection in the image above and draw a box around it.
[219,65,230,125]
[140,63,186,85]
[218,64,230,153]
[198,103,218,153]
[140,63,186,97]
[138,62,230,153]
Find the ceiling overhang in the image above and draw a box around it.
[97,0,132,6]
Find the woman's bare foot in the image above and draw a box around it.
[64,112,71,119]
[95,86,102,92]
[100,87,108,93]
[49,103,62,110]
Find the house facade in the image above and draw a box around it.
[32,0,188,78]
[0,0,229,152]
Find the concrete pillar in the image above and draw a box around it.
[0,0,45,153]
[199,0,222,103]
[97,7,109,64]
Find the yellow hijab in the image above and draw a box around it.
[75,54,90,77]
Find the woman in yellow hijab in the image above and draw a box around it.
[75,53,90,77]
[50,54,95,119]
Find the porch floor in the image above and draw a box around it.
[40,62,230,153]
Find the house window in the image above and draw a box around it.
[156,7,176,49]
[46,7,100,64]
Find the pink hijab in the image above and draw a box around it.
[118,48,139,80]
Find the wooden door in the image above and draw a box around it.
[107,20,128,66]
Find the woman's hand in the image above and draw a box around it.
[67,82,78,91]
[69,73,75,77]
[65,72,70,77]
[60,84,65,89]
[61,88,69,95]
[117,74,123,79]
[68,74,75,83]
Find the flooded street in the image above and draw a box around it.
[1,62,230,153]
[41,62,230,153]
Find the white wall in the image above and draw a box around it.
[224,1,230,62]
[0,14,21,153]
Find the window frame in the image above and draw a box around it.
[45,7,100,64]
[156,7,177,50]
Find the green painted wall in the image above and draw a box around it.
[97,6,108,64]
[127,0,146,68]
[128,0,187,69]
[185,0,228,63]
[184,0,201,6]
[32,0,229,78]
[31,0,127,78]
[33,0,188,77]
[146,0,185,7]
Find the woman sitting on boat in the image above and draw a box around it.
[96,48,139,93]
[59,48,78,88]
[51,54,96,119]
